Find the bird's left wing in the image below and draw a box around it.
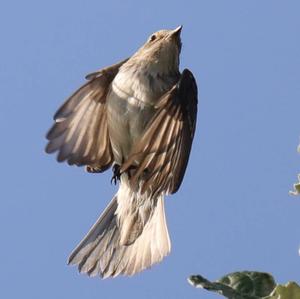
[120,69,198,195]
[46,59,128,172]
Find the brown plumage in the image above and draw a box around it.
[46,26,198,278]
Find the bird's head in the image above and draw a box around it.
[132,26,183,74]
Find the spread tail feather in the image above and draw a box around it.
[68,181,171,278]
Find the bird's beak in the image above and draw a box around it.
[170,25,183,37]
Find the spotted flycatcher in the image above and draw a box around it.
[46,26,198,278]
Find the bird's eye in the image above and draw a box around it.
[149,34,156,42]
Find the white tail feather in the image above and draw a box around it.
[68,179,171,278]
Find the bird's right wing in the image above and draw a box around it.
[45,59,128,172]
[121,69,198,195]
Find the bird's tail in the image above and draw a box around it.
[68,179,171,278]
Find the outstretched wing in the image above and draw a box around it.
[45,59,128,171]
[121,69,198,195]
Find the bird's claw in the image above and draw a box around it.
[111,164,121,185]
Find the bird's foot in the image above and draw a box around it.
[111,164,121,185]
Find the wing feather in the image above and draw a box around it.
[46,59,128,171]
[121,69,198,194]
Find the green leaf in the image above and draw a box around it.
[217,271,275,297]
[188,271,276,299]
[290,143,300,196]
[188,271,300,298]
[267,282,300,299]
[289,174,300,196]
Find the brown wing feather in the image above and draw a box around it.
[121,69,198,195]
[45,59,128,171]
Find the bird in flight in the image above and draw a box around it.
[46,26,198,278]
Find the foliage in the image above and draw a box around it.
[188,271,300,299]
[290,144,300,195]
[289,174,300,196]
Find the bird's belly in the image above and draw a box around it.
[107,87,155,164]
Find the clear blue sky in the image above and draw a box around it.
[1,1,300,298]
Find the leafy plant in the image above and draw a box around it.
[290,174,300,196]
[188,271,300,299]
[290,144,300,196]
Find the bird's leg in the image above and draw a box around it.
[111,164,121,185]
